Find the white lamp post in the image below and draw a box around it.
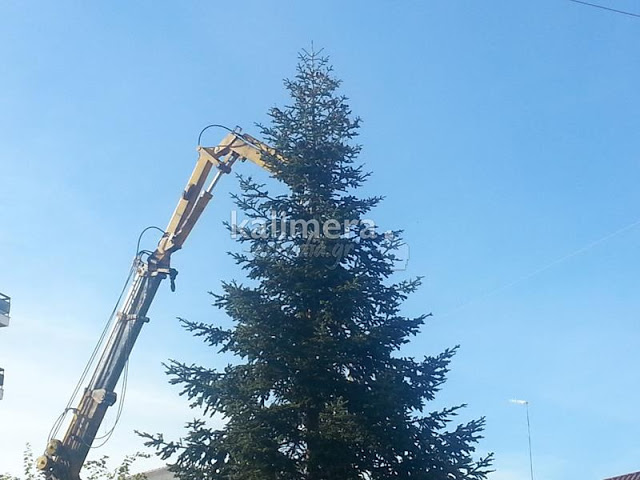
[510,399,534,480]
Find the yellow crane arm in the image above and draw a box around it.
[37,127,281,480]
[155,130,279,262]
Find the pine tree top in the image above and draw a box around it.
[142,49,492,480]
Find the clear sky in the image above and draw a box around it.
[1,1,639,478]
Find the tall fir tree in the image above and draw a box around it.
[142,50,493,480]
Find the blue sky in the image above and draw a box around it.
[1,0,639,478]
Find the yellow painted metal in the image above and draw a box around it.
[37,129,284,480]
[163,154,213,240]
[156,131,281,260]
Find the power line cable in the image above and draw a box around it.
[440,216,640,318]
[568,0,640,18]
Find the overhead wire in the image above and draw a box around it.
[440,216,640,318]
[568,0,640,18]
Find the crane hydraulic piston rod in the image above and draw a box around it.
[37,128,280,480]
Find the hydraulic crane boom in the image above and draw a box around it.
[37,128,281,480]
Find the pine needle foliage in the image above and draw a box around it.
[141,50,493,480]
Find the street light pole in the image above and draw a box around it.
[525,401,534,480]
[510,399,534,480]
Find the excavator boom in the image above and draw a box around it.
[37,128,280,480]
